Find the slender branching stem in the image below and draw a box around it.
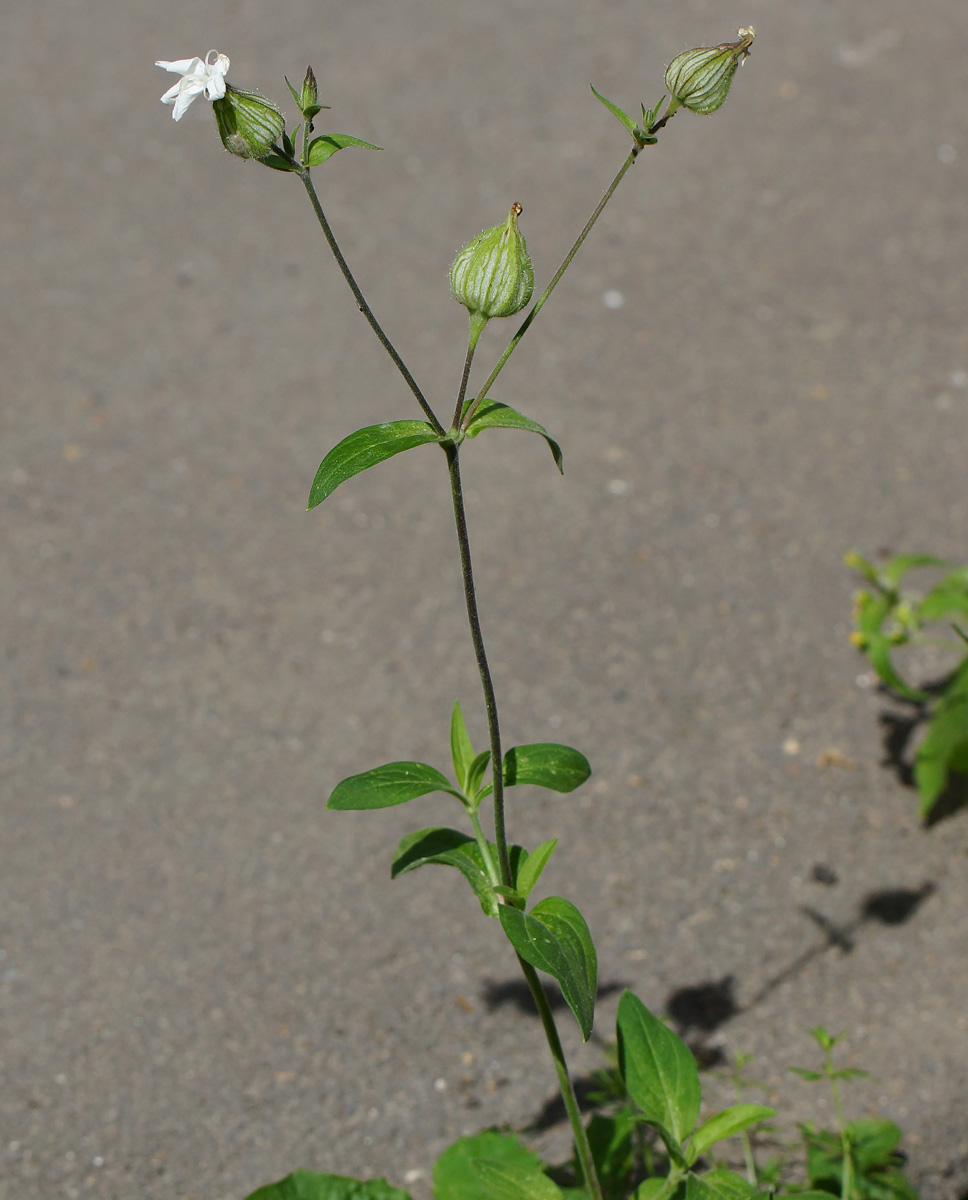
[462,147,639,428]
[298,171,446,435]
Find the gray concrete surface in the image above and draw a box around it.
[4,1,968,1197]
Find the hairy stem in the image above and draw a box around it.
[299,171,446,435]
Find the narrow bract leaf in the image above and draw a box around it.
[590,85,639,135]
[466,749,492,799]
[882,553,948,587]
[244,1169,412,1200]
[308,421,442,509]
[688,1105,776,1163]
[450,701,476,793]
[327,762,460,810]
[307,132,382,166]
[499,896,597,1040]
[464,400,564,473]
[617,991,701,1149]
[514,838,558,898]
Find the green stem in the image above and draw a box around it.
[462,147,639,429]
[829,1072,853,1200]
[467,806,500,888]
[518,957,605,1200]
[298,171,446,436]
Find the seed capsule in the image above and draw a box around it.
[451,203,534,325]
[213,85,286,159]
[665,28,755,115]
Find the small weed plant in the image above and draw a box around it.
[848,551,968,821]
[156,30,919,1200]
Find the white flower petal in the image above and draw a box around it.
[155,57,199,74]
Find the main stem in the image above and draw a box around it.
[445,440,602,1200]
[445,442,512,886]
[299,171,446,436]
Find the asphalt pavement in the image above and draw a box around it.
[3,2,968,1197]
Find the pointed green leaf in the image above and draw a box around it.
[450,701,476,793]
[919,569,968,621]
[391,826,498,915]
[632,1182,683,1200]
[464,400,563,473]
[307,133,382,166]
[688,1105,776,1163]
[685,1172,762,1200]
[882,553,948,587]
[467,749,492,799]
[590,85,639,136]
[244,1170,412,1200]
[261,154,300,172]
[308,421,442,509]
[515,838,558,898]
[617,991,701,1151]
[499,896,597,1040]
[434,1132,547,1200]
[915,666,968,817]
[327,762,461,810]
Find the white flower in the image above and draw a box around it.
[156,50,230,121]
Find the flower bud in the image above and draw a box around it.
[300,66,318,113]
[213,84,285,159]
[451,203,534,326]
[664,27,755,115]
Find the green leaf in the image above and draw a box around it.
[307,421,442,509]
[467,749,493,799]
[915,666,968,817]
[690,1170,762,1199]
[391,827,530,917]
[464,399,563,473]
[261,153,300,172]
[881,553,948,588]
[919,569,968,621]
[499,896,598,1040]
[450,701,476,793]
[244,1170,412,1200]
[434,1132,548,1200]
[590,85,639,136]
[788,1068,825,1081]
[327,762,461,810]
[582,1111,636,1200]
[632,1182,683,1200]
[469,1160,562,1200]
[617,990,701,1153]
[307,132,382,166]
[688,1105,776,1163]
[479,744,591,799]
[515,838,558,898]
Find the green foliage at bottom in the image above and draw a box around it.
[243,1170,412,1200]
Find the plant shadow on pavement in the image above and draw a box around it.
[491,878,937,1134]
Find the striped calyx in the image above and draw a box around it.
[450,203,534,323]
[213,85,285,159]
[664,27,755,116]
